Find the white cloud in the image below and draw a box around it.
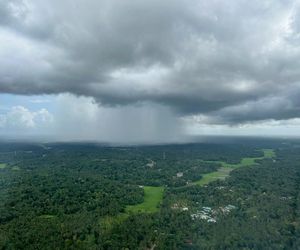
[0,105,53,130]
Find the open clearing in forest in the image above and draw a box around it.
[39,214,57,219]
[193,167,234,186]
[0,164,20,170]
[194,149,275,186]
[263,149,276,158]
[125,186,164,213]
[207,149,275,168]
[11,166,20,171]
[0,163,6,169]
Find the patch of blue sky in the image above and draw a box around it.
[0,94,55,113]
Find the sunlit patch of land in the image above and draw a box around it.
[0,163,6,169]
[193,167,233,186]
[38,214,57,219]
[125,186,164,213]
[262,148,276,158]
[11,166,20,171]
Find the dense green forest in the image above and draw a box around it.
[1,138,300,249]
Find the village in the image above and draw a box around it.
[191,204,237,223]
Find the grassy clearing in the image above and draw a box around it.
[11,166,20,171]
[262,149,276,158]
[194,149,276,186]
[194,167,234,186]
[205,149,275,168]
[0,163,6,169]
[0,164,21,170]
[126,186,164,214]
[203,157,258,168]
[39,214,56,219]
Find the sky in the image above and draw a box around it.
[1,0,300,143]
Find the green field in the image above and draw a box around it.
[208,149,275,168]
[213,157,260,168]
[0,163,6,169]
[194,149,275,186]
[125,186,164,213]
[0,164,20,170]
[262,149,276,158]
[39,214,57,219]
[11,166,20,171]
[193,167,234,186]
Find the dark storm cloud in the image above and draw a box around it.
[206,88,300,124]
[1,0,300,124]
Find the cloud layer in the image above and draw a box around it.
[1,0,300,125]
[0,105,53,131]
